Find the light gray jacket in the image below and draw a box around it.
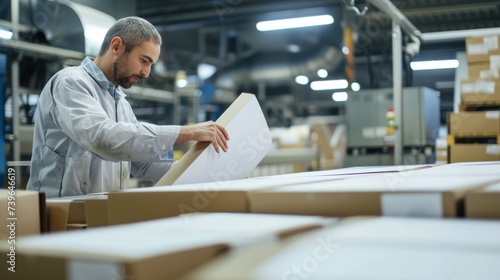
[27,57,179,197]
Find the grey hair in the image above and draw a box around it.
[98,16,162,56]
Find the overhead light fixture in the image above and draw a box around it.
[317,69,328,78]
[342,46,350,55]
[295,75,309,85]
[256,15,334,32]
[176,79,188,88]
[0,29,13,40]
[310,79,348,91]
[332,92,348,102]
[197,63,217,80]
[288,44,301,53]
[351,82,361,91]
[410,59,459,71]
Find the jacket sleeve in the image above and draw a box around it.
[131,160,174,184]
[51,71,180,162]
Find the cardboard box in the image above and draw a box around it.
[46,193,108,231]
[460,79,500,103]
[248,174,500,218]
[449,144,500,163]
[413,161,500,176]
[0,190,41,239]
[448,111,500,134]
[0,213,337,280]
[183,217,500,280]
[466,182,500,219]
[156,93,272,186]
[466,35,500,63]
[468,62,500,79]
[248,164,433,179]
[108,176,342,226]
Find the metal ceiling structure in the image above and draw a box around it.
[135,0,500,110]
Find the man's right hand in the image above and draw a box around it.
[176,121,230,153]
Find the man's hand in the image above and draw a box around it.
[176,121,230,152]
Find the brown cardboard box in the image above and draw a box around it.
[156,93,272,186]
[0,213,336,280]
[183,217,500,280]
[85,198,109,228]
[46,193,108,231]
[107,176,341,226]
[449,144,500,163]
[467,49,500,64]
[448,111,500,134]
[468,62,500,79]
[460,79,500,103]
[0,190,41,239]
[466,35,500,63]
[466,182,500,219]
[248,174,500,218]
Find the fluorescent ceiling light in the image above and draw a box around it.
[342,46,349,55]
[176,79,188,88]
[0,29,13,40]
[310,79,348,91]
[295,75,309,85]
[332,92,348,102]
[288,44,301,53]
[256,15,334,31]
[410,59,459,71]
[197,63,217,80]
[317,69,328,78]
[351,82,361,91]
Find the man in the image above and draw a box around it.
[27,16,229,197]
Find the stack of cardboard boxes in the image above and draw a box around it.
[447,34,500,163]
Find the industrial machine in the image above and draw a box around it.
[345,87,440,166]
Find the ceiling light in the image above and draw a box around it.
[410,59,459,71]
[176,79,188,88]
[351,82,361,91]
[295,75,309,85]
[342,46,349,55]
[256,15,334,31]
[288,44,301,53]
[332,92,348,102]
[197,63,217,80]
[317,69,328,78]
[310,79,348,91]
[0,29,13,40]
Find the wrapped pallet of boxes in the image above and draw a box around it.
[0,213,336,280]
[466,182,500,219]
[447,111,500,163]
[248,170,500,218]
[183,216,500,280]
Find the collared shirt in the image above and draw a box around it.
[27,57,180,197]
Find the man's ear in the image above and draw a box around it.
[110,37,124,55]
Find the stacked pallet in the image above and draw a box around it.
[447,34,500,163]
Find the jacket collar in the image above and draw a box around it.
[81,57,126,101]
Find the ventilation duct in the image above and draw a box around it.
[216,46,344,86]
[36,0,115,56]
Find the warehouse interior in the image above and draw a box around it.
[1,0,500,279]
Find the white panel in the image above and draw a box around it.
[381,193,443,217]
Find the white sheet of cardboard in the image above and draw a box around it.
[156,93,272,186]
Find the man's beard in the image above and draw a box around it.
[113,54,143,89]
